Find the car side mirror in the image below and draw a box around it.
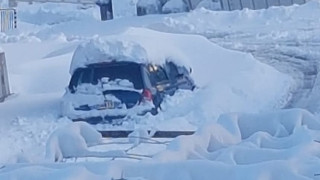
[189,68,192,74]
[176,74,184,79]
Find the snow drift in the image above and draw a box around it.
[2,109,320,180]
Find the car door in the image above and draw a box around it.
[148,64,176,96]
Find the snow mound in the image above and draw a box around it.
[18,3,99,25]
[3,109,320,180]
[154,108,320,163]
[45,122,102,162]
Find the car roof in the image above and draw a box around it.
[86,61,143,68]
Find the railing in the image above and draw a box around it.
[0,8,17,32]
[220,0,307,10]
[9,0,95,5]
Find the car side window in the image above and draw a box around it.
[166,62,180,80]
[148,65,169,85]
[79,68,93,84]
[68,68,83,93]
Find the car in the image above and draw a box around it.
[61,60,195,124]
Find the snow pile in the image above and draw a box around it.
[45,122,103,162]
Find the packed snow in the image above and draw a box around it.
[0,0,320,179]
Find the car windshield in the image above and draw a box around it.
[91,63,143,89]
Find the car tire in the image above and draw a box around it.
[150,107,158,115]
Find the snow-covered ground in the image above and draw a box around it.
[0,1,320,179]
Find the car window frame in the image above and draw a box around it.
[148,64,170,86]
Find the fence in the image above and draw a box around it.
[0,8,17,32]
[0,52,10,102]
[220,0,307,10]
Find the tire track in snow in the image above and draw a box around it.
[208,33,320,112]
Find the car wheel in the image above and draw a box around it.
[150,108,158,115]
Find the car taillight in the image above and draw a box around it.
[142,89,153,101]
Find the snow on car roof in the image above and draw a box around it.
[70,38,149,74]
[70,28,192,74]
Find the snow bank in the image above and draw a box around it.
[17,3,100,25]
[154,108,320,162]
[2,109,320,180]
[0,165,108,180]
[160,0,320,36]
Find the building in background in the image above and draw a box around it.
[0,8,17,32]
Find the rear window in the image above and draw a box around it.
[93,64,143,89]
[72,63,144,90]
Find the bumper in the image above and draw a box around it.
[73,115,127,125]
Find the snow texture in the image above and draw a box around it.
[0,1,319,180]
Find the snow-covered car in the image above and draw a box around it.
[62,60,195,124]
